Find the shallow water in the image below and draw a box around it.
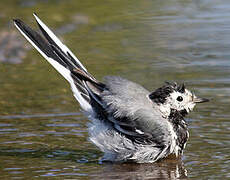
[0,0,229,179]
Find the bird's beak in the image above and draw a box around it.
[193,97,209,103]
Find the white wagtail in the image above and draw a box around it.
[13,14,209,163]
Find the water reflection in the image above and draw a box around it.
[95,159,188,180]
[1,145,188,179]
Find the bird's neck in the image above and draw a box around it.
[168,109,187,126]
[168,109,189,154]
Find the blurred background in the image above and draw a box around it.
[0,0,229,179]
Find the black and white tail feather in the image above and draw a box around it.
[14,14,104,114]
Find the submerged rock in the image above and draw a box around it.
[0,30,29,64]
[72,14,89,25]
[55,14,89,35]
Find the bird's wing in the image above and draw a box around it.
[14,14,104,113]
[100,76,172,146]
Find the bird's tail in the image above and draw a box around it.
[14,13,103,113]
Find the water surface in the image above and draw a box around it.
[0,0,229,179]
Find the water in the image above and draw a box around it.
[0,0,229,179]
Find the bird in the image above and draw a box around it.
[13,14,209,163]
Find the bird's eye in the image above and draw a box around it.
[177,96,183,102]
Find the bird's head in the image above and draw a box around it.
[149,82,209,117]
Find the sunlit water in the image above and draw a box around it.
[0,0,229,179]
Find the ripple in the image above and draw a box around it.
[46,123,80,127]
[0,112,81,120]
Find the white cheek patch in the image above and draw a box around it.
[167,91,183,110]
[166,89,196,113]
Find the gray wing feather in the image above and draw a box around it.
[100,76,172,145]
